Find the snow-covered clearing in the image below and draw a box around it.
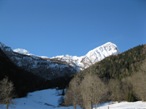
[93,101,146,109]
[0,89,146,109]
[0,89,75,109]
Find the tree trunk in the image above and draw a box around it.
[73,102,76,109]
[6,103,9,109]
[85,102,92,109]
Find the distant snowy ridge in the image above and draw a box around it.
[52,42,119,70]
[11,42,119,70]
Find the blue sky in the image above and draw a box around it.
[0,0,146,57]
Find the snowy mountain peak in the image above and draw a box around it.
[52,42,119,70]
[85,42,118,64]
[86,42,118,56]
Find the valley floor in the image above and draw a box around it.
[0,89,146,109]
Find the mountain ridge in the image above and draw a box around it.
[12,42,119,70]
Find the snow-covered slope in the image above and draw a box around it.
[0,89,145,109]
[52,42,119,70]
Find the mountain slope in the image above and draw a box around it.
[0,46,48,97]
[72,44,146,84]
[88,44,146,79]
[0,42,76,80]
[65,44,146,108]
[0,42,77,97]
[0,42,119,97]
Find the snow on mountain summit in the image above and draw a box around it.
[52,42,119,70]
[84,42,119,65]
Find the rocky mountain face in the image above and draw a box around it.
[0,43,76,80]
[0,45,47,97]
[0,42,119,80]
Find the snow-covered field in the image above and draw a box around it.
[0,89,146,109]
[94,101,146,109]
[0,89,75,109]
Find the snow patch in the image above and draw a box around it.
[0,89,81,109]
[13,48,31,55]
[93,101,146,109]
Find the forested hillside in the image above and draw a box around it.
[65,44,146,109]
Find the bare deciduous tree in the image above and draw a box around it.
[65,76,81,109]
[80,73,107,109]
[0,77,14,109]
[128,71,146,101]
[108,78,134,101]
[108,79,123,101]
